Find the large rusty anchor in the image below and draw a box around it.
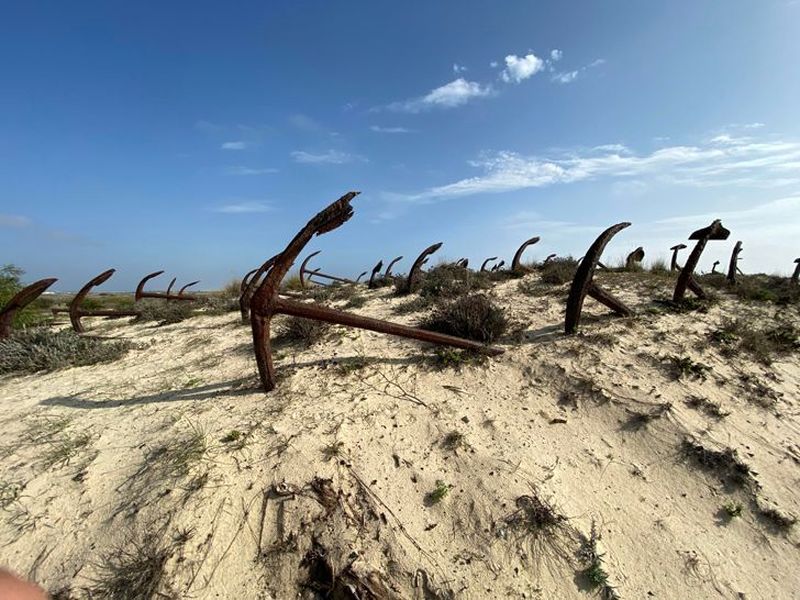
[249,193,503,392]
[565,223,634,334]
[398,242,442,294]
[298,251,356,288]
[368,260,384,289]
[480,257,498,272]
[511,236,540,274]
[792,258,800,284]
[355,271,368,283]
[491,260,505,272]
[625,247,645,270]
[0,278,58,339]
[669,244,687,271]
[454,258,469,269]
[136,271,199,302]
[67,269,140,333]
[383,256,403,278]
[239,257,278,322]
[673,220,730,302]
[542,253,557,266]
[711,260,720,274]
[726,241,743,284]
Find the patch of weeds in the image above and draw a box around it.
[275,316,331,347]
[281,274,303,292]
[88,533,175,600]
[721,500,743,518]
[738,373,782,409]
[421,294,507,343]
[220,430,242,444]
[580,331,618,347]
[0,481,23,509]
[201,295,238,315]
[440,430,465,452]
[505,493,564,533]
[335,356,371,374]
[711,319,799,364]
[656,295,717,314]
[681,438,753,488]
[146,424,208,481]
[41,430,93,469]
[648,259,669,274]
[757,506,796,531]
[416,264,490,299]
[425,480,451,505]
[0,328,132,374]
[577,520,618,599]
[666,355,712,380]
[392,295,433,315]
[701,273,800,305]
[321,441,345,462]
[135,299,195,325]
[540,257,578,285]
[429,347,486,370]
[623,403,671,431]
[684,395,729,418]
[343,294,367,309]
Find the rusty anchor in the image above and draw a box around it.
[670,244,687,271]
[135,271,199,302]
[480,257,498,272]
[542,253,557,266]
[398,242,442,294]
[726,241,743,284]
[625,247,645,270]
[67,269,140,333]
[0,278,58,339]
[792,258,800,284]
[249,192,503,392]
[711,260,720,274]
[565,223,634,335]
[455,258,469,269]
[511,236,541,273]
[368,260,384,289]
[298,250,356,288]
[239,257,278,322]
[383,256,403,278]
[491,260,505,272]
[355,271,368,283]
[673,220,730,303]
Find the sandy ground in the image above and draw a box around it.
[1,271,799,599]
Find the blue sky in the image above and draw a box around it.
[2,0,799,291]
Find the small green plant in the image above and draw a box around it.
[421,294,507,343]
[0,329,132,374]
[88,533,175,599]
[666,355,712,380]
[429,347,486,370]
[722,500,743,518]
[426,480,450,505]
[41,430,93,469]
[146,424,208,481]
[577,520,618,598]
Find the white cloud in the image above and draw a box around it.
[224,166,278,176]
[401,135,800,201]
[221,141,248,150]
[550,49,563,61]
[489,61,499,68]
[290,150,366,164]
[453,63,467,73]
[370,125,412,134]
[213,201,273,214]
[552,70,578,84]
[743,122,765,129]
[500,53,545,83]
[387,78,494,112]
[0,214,32,228]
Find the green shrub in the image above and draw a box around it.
[0,328,133,374]
[0,264,50,329]
[416,264,490,299]
[540,257,578,285]
[421,294,507,343]
[276,316,330,347]
[134,299,195,325]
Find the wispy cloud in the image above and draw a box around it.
[291,150,366,164]
[0,214,32,228]
[370,125,412,134]
[223,166,278,176]
[453,63,467,73]
[398,134,800,201]
[212,201,273,214]
[552,70,578,84]
[550,49,563,61]
[221,141,249,150]
[386,78,494,113]
[501,53,545,83]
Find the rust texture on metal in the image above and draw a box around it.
[727,241,743,283]
[511,236,541,273]
[491,260,505,272]
[68,269,140,333]
[565,223,633,335]
[355,271,368,283]
[711,260,720,274]
[249,192,503,392]
[298,250,356,287]
[384,256,403,278]
[178,281,200,296]
[673,219,730,303]
[135,271,198,302]
[543,253,557,265]
[166,277,177,296]
[480,257,498,272]
[791,258,800,284]
[368,260,384,289]
[239,256,278,322]
[625,247,645,269]
[0,278,58,339]
[401,242,442,294]
[669,244,687,271]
